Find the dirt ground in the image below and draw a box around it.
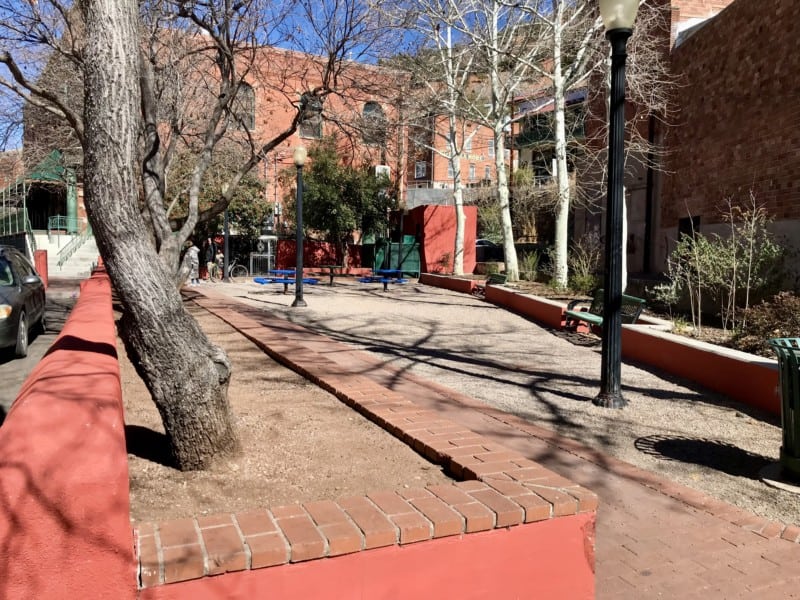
[122,303,452,524]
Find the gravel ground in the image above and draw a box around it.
[209,276,799,526]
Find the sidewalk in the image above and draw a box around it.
[192,282,800,598]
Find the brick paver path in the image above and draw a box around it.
[194,287,800,599]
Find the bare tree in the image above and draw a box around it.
[424,2,549,281]
[508,0,673,288]
[0,0,391,470]
[385,2,480,275]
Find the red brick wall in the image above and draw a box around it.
[661,0,800,228]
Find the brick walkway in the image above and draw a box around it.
[193,288,800,599]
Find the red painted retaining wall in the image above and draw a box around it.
[0,269,136,599]
[140,513,594,600]
[486,284,566,329]
[622,326,780,415]
[0,270,596,600]
[425,275,781,416]
[419,272,476,294]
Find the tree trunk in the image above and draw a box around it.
[82,0,239,470]
[495,128,519,281]
[552,15,570,289]
[453,184,465,275]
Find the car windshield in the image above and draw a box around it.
[0,258,13,286]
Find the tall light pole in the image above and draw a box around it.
[595,0,639,408]
[222,183,231,283]
[291,146,308,308]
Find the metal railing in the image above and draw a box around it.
[57,228,91,268]
[48,215,80,237]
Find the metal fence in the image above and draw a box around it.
[249,252,274,275]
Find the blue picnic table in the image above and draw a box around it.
[254,272,319,294]
[359,269,408,292]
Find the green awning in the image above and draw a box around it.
[22,149,67,183]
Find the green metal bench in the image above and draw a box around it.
[564,289,646,331]
[486,273,507,286]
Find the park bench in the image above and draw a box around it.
[473,272,507,299]
[486,273,507,286]
[564,289,646,331]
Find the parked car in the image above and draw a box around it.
[475,238,503,262]
[0,246,46,357]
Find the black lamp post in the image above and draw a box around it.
[594,0,639,409]
[222,184,231,283]
[291,146,308,308]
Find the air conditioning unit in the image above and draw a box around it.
[375,165,390,178]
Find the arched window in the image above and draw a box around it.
[232,82,255,130]
[362,101,386,146]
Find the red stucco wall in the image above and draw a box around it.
[140,513,595,600]
[0,269,136,599]
[404,205,477,274]
[34,249,48,288]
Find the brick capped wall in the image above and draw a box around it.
[661,0,800,228]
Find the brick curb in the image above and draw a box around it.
[195,292,800,546]
[134,294,598,588]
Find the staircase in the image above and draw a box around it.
[34,232,100,280]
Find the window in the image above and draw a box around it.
[488,138,495,157]
[415,161,426,179]
[362,101,387,146]
[231,83,255,131]
[464,136,472,152]
[447,162,454,178]
[484,166,491,180]
[469,164,476,180]
[0,259,13,286]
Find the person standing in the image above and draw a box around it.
[185,240,201,286]
[204,237,217,280]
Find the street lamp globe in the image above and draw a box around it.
[293,146,307,168]
[598,0,640,32]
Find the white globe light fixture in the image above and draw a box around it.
[293,146,308,168]
[598,0,640,31]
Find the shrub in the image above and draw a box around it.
[568,230,602,294]
[730,292,800,358]
[519,250,541,281]
[660,195,785,334]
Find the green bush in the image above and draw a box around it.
[730,292,800,357]
[568,230,602,293]
[519,251,541,281]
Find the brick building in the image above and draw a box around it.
[572,0,800,281]
[655,0,800,272]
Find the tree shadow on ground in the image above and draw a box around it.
[125,424,176,468]
[634,434,773,479]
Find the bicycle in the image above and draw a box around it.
[227,258,249,282]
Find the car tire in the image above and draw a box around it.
[15,311,28,358]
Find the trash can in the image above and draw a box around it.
[768,338,800,480]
